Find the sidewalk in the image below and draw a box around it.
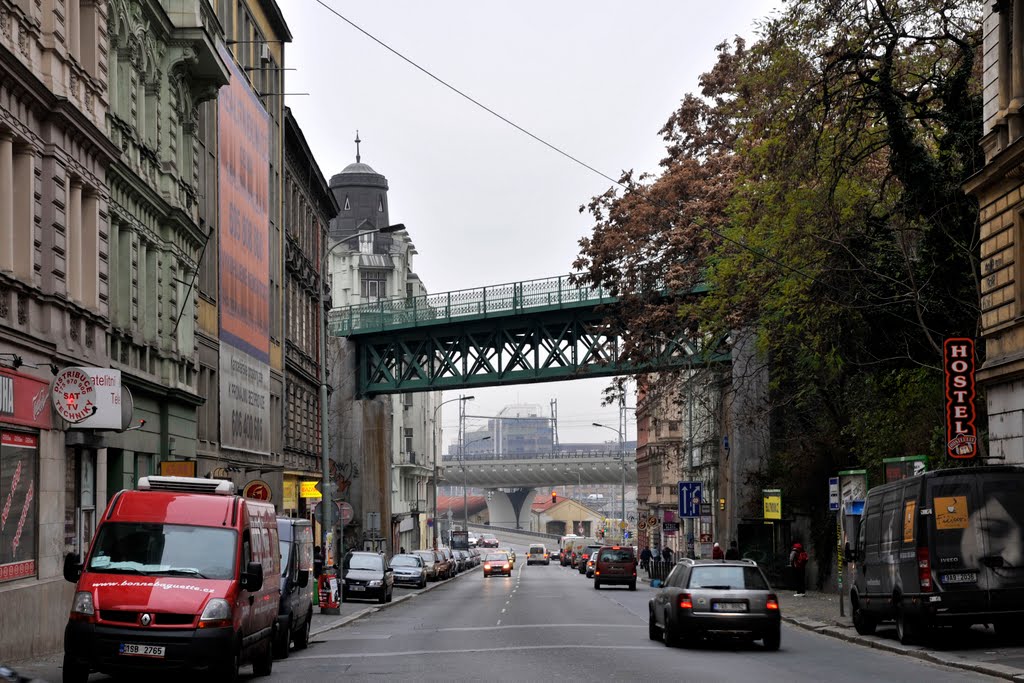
[638,574,1024,681]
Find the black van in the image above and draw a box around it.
[849,465,1024,644]
[275,518,315,658]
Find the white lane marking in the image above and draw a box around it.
[496,619,501,626]
[437,624,645,632]
[293,644,662,660]
[501,608,506,613]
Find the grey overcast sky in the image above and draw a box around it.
[283,1,780,449]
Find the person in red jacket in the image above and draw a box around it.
[712,542,725,560]
[790,542,808,596]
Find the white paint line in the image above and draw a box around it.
[501,608,506,613]
[293,644,663,661]
[496,619,501,626]
[437,624,645,632]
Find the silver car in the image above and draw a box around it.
[648,559,781,650]
[390,554,427,589]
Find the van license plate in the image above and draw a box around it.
[119,643,165,658]
[712,602,747,612]
[941,572,978,584]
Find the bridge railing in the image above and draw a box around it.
[442,449,628,463]
[328,273,615,336]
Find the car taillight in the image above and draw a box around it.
[766,594,779,610]
[679,593,693,610]
[595,571,600,576]
[918,547,932,592]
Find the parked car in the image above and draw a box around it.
[342,552,394,604]
[593,545,637,590]
[483,552,512,577]
[61,476,279,682]
[468,548,482,567]
[527,545,550,566]
[849,465,1024,644]
[649,558,780,650]
[433,549,452,579]
[453,550,467,573]
[275,517,314,658]
[390,554,428,589]
[438,547,457,578]
[578,544,604,574]
[413,550,440,581]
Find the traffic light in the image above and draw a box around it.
[551,491,557,504]
[719,497,726,511]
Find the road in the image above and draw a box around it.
[11,537,1001,682]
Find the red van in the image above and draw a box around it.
[61,476,281,682]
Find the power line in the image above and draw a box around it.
[312,1,952,345]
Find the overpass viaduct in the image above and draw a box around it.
[440,453,637,528]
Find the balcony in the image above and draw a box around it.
[395,452,431,471]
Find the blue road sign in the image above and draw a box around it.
[678,481,703,518]
[828,476,840,511]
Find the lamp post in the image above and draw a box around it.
[593,421,627,540]
[431,394,474,549]
[319,222,404,565]
[460,435,491,536]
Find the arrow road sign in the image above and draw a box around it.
[678,481,703,518]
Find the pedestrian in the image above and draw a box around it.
[639,546,652,574]
[712,542,724,560]
[725,540,741,560]
[400,546,406,555]
[790,542,808,596]
[661,546,673,563]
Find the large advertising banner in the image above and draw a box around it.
[219,344,271,455]
[217,42,271,455]
[1,433,37,582]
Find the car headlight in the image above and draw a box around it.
[71,591,94,616]
[199,598,233,629]
[368,580,383,587]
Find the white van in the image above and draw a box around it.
[558,535,581,566]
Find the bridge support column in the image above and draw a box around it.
[485,488,536,530]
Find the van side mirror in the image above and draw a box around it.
[297,569,310,588]
[242,561,264,592]
[63,553,83,583]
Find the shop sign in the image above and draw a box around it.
[0,369,52,430]
[160,461,196,478]
[283,479,298,509]
[763,489,782,520]
[51,367,125,429]
[944,338,977,459]
[242,479,272,501]
[300,481,322,499]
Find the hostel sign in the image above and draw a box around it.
[944,338,977,459]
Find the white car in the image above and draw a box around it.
[468,534,478,547]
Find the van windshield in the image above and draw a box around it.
[87,522,237,580]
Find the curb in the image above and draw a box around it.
[310,568,473,638]
[782,616,1024,681]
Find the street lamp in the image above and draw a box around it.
[460,435,491,536]
[319,222,405,565]
[431,394,474,549]
[593,421,627,539]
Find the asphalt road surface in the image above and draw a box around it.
[269,539,996,683]
[14,537,1000,682]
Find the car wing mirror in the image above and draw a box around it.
[242,561,264,592]
[63,553,83,583]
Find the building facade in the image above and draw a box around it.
[282,107,337,518]
[964,3,1024,464]
[194,0,291,497]
[327,152,438,554]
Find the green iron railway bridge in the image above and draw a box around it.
[329,273,725,397]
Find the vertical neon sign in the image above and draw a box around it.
[944,338,977,459]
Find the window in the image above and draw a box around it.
[343,196,350,211]
[378,196,384,212]
[404,428,414,454]
[358,232,373,254]
[2,433,37,582]
[361,270,386,299]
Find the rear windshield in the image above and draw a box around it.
[529,546,545,553]
[687,565,769,590]
[599,548,635,562]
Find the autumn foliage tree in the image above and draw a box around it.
[573,0,985,562]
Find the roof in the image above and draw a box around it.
[437,495,489,517]
[340,161,378,175]
[110,490,236,527]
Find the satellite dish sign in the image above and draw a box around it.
[52,367,128,429]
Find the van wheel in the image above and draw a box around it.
[629,582,637,591]
[594,580,601,590]
[253,637,273,677]
[852,600,876,636]
[212,640,240,682]
[294,615,311,650]
[62,653,89,683]
[896,606,920,645]
[763,626,781,651]
[273,619,290,659]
